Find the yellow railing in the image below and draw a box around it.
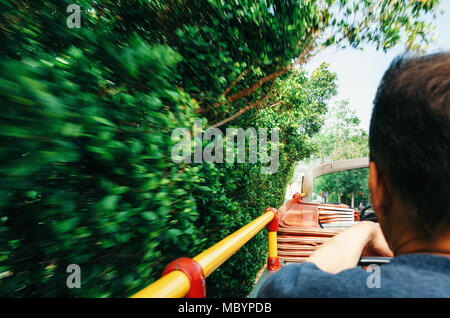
[131,209,278,298]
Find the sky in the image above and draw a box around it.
[303,1,450,132]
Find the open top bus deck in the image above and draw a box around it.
[132,158,391,298]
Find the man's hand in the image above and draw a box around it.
[306,221,393,274]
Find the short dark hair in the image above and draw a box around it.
[369,52,450,239]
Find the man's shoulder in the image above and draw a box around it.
[257,255,450,298]
[258,262,375,298]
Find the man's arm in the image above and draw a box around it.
[306,221,393,274]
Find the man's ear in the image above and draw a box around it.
[369,161,386,221]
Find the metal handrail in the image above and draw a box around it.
[131,210,278,298]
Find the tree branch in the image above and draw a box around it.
[210,41,326,128]
[210,79,276,128]
[225,31,319,104]
[195,69,248,114]
[222,69,248,99]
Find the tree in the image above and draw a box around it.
[311,100,370,206]
[187,0,443,126]
[312,100,369,161]
[313,168,370,207]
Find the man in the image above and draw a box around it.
[258,52,450,297]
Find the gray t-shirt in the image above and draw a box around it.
[257,254,450,297]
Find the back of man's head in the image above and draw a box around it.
[369,52,450,239]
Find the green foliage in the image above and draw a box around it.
[0,39,207,297]
[311,101,370,206]
[0,0,439,297]
[313,168,370,207]
[311,100,369,161]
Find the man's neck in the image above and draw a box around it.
[380,204,450,257]
[392,229,450,258]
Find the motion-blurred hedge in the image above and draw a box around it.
[0,0,439,297]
